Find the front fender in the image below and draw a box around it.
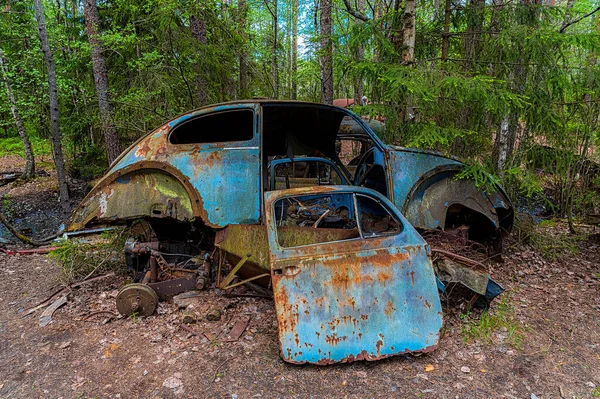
[402,166,504,230]
[386,149,513,234]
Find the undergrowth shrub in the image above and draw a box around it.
[66,145,108,180]
[49,229,127,283]
[512,215,585,261]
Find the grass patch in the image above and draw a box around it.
[460,297,524,349]
[48,229,127,283]
[0,136,51,158]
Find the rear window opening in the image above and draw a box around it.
[169,109,254,144]
[270,160,345,190]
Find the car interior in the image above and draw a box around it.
[261,104,384,195]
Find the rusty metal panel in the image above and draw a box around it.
[67,166,197,230]
[264,187,442,365]
[387,148,462,216]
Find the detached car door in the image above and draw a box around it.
[264,187,442,365]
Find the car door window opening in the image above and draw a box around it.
[274,192,403,248]
[169,109,254,144]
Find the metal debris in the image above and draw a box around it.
[115,283,158,317]
[221,316,250,342]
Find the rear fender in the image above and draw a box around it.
[66,161,204,231]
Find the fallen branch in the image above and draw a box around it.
[23,272,116,316]
[211,357,233,382]
[0,210,57,246]
[180,323,203,336]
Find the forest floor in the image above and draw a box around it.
[0,156,599,399]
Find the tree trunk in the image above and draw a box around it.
[463,0,484,69]
[0,49,35,179]
[402,0,416,64]
[492,112,518,174]
[441,0,451,62]
[238,0,248,99]
[83,0,121,165]
[373,0,382,62]
[33,0,71,220]
[389,0,403,58]
[270,0,279,98]
[492,0,537,174]
[319,0,333,104]
[352,0,364,105]
[291,0,298,100]
[190,14,209,106]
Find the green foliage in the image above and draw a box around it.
[503,167,544,199]
[0,136,50,158]
[66,145,108,180]
[48,230,127,283]
[455,163,498,191]
[460,297,524,349]
[0,0,598,226]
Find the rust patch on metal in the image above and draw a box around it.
[384,301,396,316]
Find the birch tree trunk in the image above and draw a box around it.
[291,0,298,100]
[492,0,536,174]
[238,0,249,98]
[271,0,279,98]
[33,0,71,219]
[190,13,209,106]
[83,0,122,164]
[0,49,35,179]
[319,0,333,104]
[402,0,416,64]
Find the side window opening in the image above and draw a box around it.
[273,192,402,248]
[356,194,402,237]
[169,109,254,144]
[360,165,388,197]
[274,193,359,247]
[336,116,376,170]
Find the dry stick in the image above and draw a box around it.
[431,248,487,269]
[180,324,202,336]
[211,357,233,382]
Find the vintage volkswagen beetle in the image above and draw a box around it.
[63,100,512,364]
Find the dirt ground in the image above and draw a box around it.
[0,158,599,399]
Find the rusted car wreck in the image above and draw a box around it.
[65,100,513,364]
